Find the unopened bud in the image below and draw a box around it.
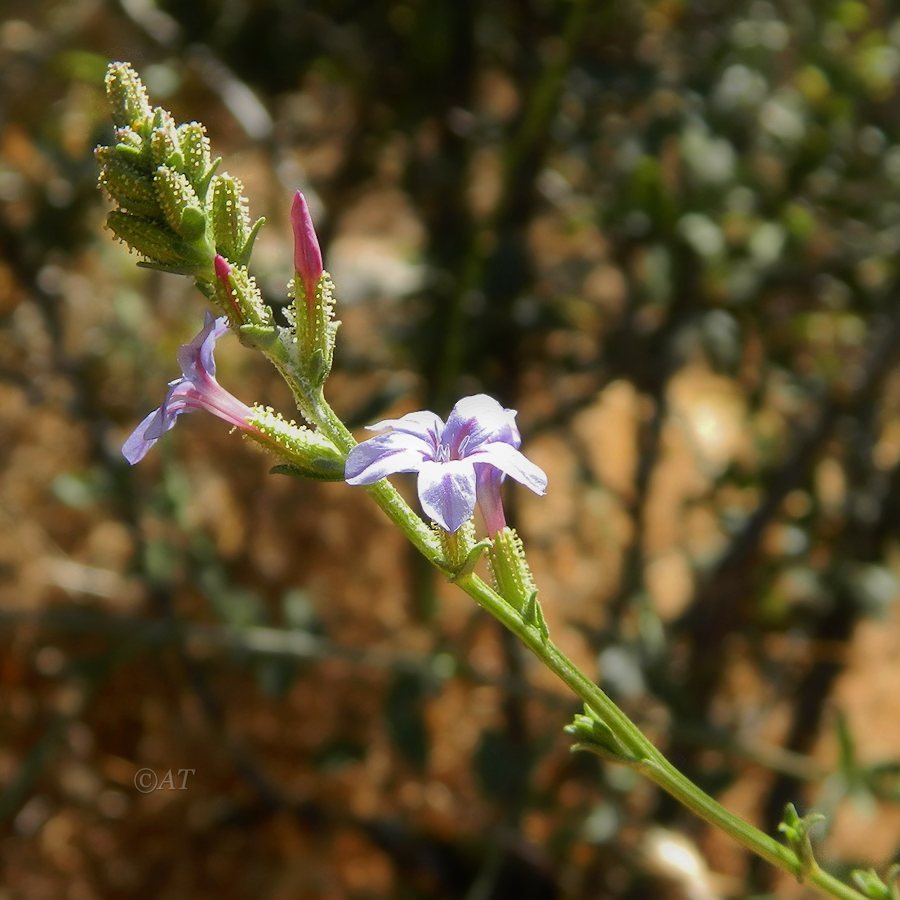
[111,128,148,168]
[150,110,184,170]
[154,166,207,242]
[211,175,249,261]
[249,406,346,480]
[213,254,241,322]
[290,191,323,303]
[96,147,161,219]
[105,62,152,129]
[106,211,204,269]
[214,255,271,328]
[488,526,547,637]
[178,122,213,193]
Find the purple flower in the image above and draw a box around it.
[345,394,547,533]
[290,191,323,303]
[122,312,255,464]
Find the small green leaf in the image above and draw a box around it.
[778,803,826,881]
[565,706,638,764]
[179,206,207,242]
[239,216,266,266]
[851,866,897,899]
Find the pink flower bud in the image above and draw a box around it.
[214,253,232,286]
[290,191,323,301]
[213,254,242,322]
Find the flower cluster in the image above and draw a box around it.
[106,62,546,537]
[96,62,267,327]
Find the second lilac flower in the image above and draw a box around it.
[122,312,256,464]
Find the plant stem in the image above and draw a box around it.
[453,571,865,900]
[310,394,863,899]
[311,393,441,560]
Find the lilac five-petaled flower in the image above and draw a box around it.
[345,394,547,533]
[122,312,255,464]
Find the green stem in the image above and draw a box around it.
[364,478,441,560]
[309,393,441,560]
[297,391,864,899]
[452,572,864,900]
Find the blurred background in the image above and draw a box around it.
[2,0,900,897]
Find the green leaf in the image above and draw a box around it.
[777,803,826,881]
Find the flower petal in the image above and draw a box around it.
[417,459,476,532]
[345,432,431,484]
[444,394,520,456]
[366,410,444,444]
[467,441,548,495]
[122,408,169,464]
[177,312,229,380]
[123,314,256,465]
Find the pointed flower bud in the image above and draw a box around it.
[105,62,152,129]
[211,175,250,261]
[214,254,243,322]
[154,165,207,241]
[123,313,257,464]
[96,147,162,219]
[106,211,208,270]
[287,191,336,385]
[213,253,231,282]
[177,122,214,195]
[214,255,272,328]
[150,109,184,170]
[248,407,346,480]
[290,191,323,304]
